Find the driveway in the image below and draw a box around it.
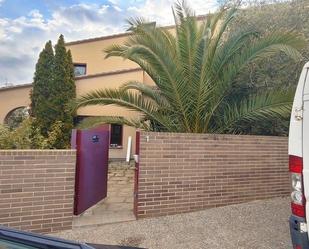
[55,197,291,249]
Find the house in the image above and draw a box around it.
[0,30,157,159]
[0,17,206,159]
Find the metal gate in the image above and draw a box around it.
[71,127,109,215]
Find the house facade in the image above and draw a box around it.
[0,31,155,159]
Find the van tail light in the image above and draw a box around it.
[289,155,305,218]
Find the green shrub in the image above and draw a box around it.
[0,124,14,149]
[0,118,70,149]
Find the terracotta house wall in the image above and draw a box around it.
[0,85,31,124]
[0,38,145,159]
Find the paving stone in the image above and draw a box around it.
[114,172,126,177]
[104,196,126,203]
[118,181,130,185]
[73,162,135,228]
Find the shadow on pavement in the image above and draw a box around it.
[88,244,146,249]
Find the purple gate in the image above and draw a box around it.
[71,127,109,215]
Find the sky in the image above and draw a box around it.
[0,0,219,86]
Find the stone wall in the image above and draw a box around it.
[137,132,289,218]
[0,150,76,233]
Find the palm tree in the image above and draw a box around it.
[73,1,306,134]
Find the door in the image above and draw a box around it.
[302,63,309,224]
[289,62,309,221]
[72,128,109,215]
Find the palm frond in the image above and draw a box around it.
[77,116,150,130]
[207,7,238,63]
[74,1,307,134]
[222,31,306,85]
[105,28,190,128]
[212,89,294,133]
[73,88,178,131]
[126,17,154,32]
[120,81,169,107]
[209,31,306,123]
[74,88,156,115]
[212,28,260,74]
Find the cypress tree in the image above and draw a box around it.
[30,41,54,136]
[31,35,76,148]
[66,50,76,101]
[49,34,76,148]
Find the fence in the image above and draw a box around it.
[0,150,76,233]
[136,132,289,218]
[0,133,290,230]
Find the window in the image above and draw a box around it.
[73,115,90,125]
[110,124,123,148]
[4,106,29,129]
[73,63,86,76]
[73,117,123,148]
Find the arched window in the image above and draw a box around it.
[4,106,29,129]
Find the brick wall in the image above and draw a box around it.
[137,132,289,218]
[0,150,76,233]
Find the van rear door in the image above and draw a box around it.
[289,62,309,249]
[303,63,309,223]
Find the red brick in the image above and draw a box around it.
[137,132,289,219]
[0,150,75,234]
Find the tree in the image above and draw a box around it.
[30,41,54,136]
[65,50,77,105]
[227,0,309,135]
[30,35,76,148]
[73,1,306,134]
[49,35,76,148]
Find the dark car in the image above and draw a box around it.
[0,226,144,249]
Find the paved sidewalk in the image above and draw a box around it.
[56,197,291,249]
[73,164,135,228]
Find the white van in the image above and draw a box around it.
[289,62,309,248]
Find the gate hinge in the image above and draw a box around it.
[133,154,139,163]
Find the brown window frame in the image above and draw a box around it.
[109,124,123,148]
[73,63,87,77]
